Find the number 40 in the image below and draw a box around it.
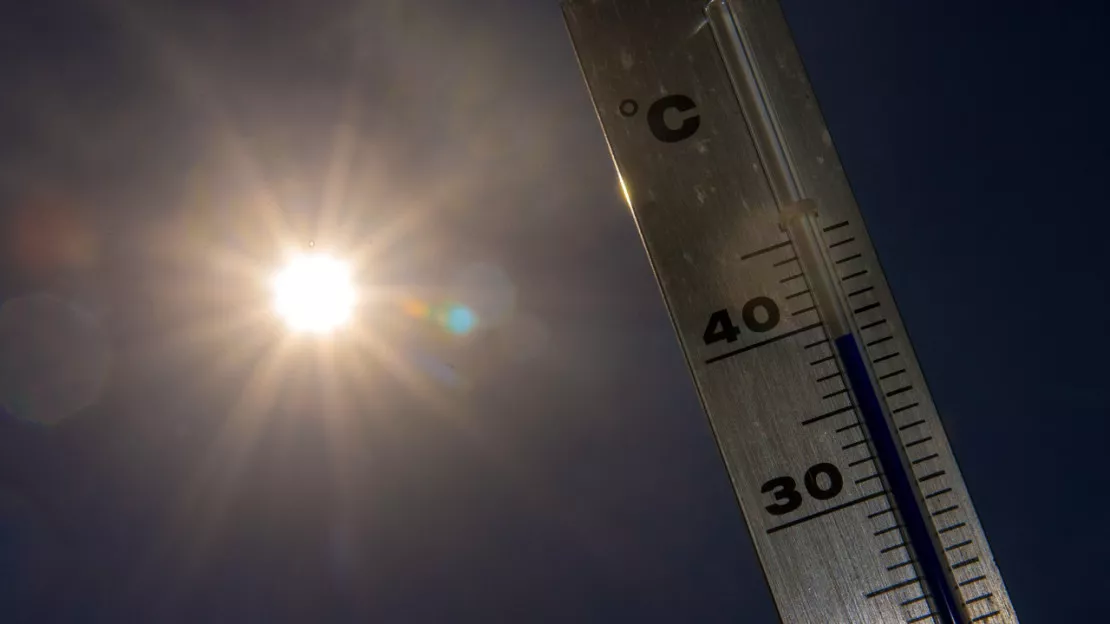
[703,296,781,345]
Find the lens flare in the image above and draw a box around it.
[441,305,477,335]
[399,297,478,336]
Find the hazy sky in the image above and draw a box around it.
[1,0,1107,622]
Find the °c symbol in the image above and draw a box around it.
[647,94,700,143]
[619,99,639,117]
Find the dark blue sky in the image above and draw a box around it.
[0,0,1106,622]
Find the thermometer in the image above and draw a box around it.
[562,1,1018,622]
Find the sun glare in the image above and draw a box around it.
[271,252,357,333]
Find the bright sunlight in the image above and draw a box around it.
[271,252,357,333]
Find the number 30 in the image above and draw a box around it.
[761,463,844,515]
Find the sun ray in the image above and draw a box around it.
[344,327,455,418]
[161,336,296,577]
[319,82,364,239]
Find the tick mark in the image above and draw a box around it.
[918,471,946,483]
[867,507,894,519]
[864,576,920,598]
[944,540,973,552]
[765,490,887,534]
[938,522,966,534]
[900,595,928,607]
[740,240,791,260]
[965,593,993,606]
[803,404,854,426]
[705,323,823,364]
[931,505,960,518]
[866,336,894,348]
[873,524,903,536]
[879,368,907,380]
[886,385,914,397]
[856,472,883,485]
[951,557,979,570]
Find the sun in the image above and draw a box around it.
[270,252,357,333]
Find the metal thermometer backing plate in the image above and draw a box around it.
[562,0,1015,622]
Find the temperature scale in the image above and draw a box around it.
[562,1,1018,622]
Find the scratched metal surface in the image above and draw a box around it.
[562,0,1016,622]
